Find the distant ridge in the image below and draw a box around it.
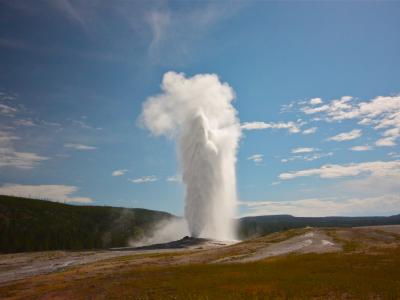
[238,214,400,239]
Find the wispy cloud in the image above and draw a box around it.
[299,94,400,146]
[350,145,373,151]
[0,129,48,169]
[0,183,92,203]
[281,152,333,163]
[0,103,18,116]
[239,194,400,217]
[64,143,97,150]
[129,175,157,184]
[112,169,128,177]
[14,119,37,127]
[309,98,323,105]
[375,127,400,147]
[144,2,243,63]
[48,0,88,30]
[247,154,263,164]
[291,147,315,154]
[302,127,317,135]
[279,160,400,180]
[0,91,17,101]
[166,174,182,182]
[327,129,362,142]
[1,1,243,65]
[241,121,303,133]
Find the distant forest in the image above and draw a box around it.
[238,214,400,239]
[1,195,399,253]
[0,195,175,253]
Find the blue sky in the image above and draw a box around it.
[0,0,399,217]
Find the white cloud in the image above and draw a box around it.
[129,175,157,184]
[309,98,323,105]
[300,95,400,146]
[247,154,263,163]
[327,129,362,142]
[301,104,330,114]
[241,121,302,133]
[14,119,36,127]
[330,95,399,125]
[302,127,317,135]
[350,145,372,151]
[64,143,97,150]
[0,103,18,116]
[280,102,295,113]
[166,174,182,182]
[375,127,400,147]
[375,137,396,147]
[0,151,49,169]
[0,184,92,203]
[0,129,48,169]
[279,160,400,180]
[300,96,354,118]
[112,169,127,177]
[281,152,333,163]
[239,194,400,217]
[0,91,17,101]
[292,147,315,154]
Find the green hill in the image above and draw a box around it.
[0,195,175,253]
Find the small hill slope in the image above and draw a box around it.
[0,195,175,253]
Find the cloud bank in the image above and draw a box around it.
[0,184,92,203]
[279,160,400,180]
[240,195,400,217]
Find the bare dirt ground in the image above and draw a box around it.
[0,225,399,299]
[0,250,139,284]
[0,237,229,285]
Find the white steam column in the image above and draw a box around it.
[141,72,240,240]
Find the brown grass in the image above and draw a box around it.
[1,227,399,300]
[2,247,400,299]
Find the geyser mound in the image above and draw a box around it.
[141,72,240,240]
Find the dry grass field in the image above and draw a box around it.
[1,226,400,299]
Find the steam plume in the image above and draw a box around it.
[141,72,240,240]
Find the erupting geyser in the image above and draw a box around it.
[141,72,241,240]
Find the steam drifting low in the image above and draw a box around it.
[141,72,240,240]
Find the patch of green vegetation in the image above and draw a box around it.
[0,195,175,253]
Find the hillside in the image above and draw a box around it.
[238,214,400,238]
[0,195,175,253]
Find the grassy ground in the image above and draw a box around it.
[1,227,400,299]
